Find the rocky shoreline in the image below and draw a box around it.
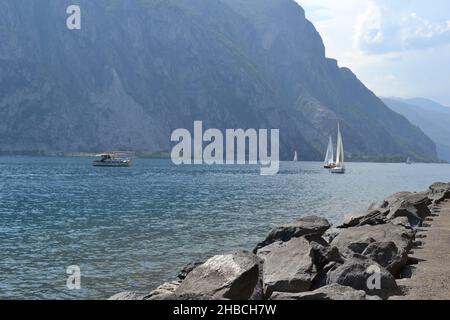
[110,182,450,301]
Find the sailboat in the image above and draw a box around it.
[293,151,298,162]
[323,136,335,168]
[330,124,345,174]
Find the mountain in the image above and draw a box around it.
[0,0,437,161]
[383,97,450,162]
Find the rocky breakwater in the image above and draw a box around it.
[109,182,450,301]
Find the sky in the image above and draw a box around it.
[295,0,450,106]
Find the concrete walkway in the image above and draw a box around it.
[393,199,450,300]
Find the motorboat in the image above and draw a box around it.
[93,153,131,167]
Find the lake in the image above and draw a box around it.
[1,157,449,299]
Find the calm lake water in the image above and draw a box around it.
[1,156,450,299]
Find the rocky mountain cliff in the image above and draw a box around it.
[383,98,450,162]
[0,0,437,161]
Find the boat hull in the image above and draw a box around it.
[330,166,345,174]
[93,160,131,167]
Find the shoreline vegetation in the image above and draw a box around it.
[0,151,171,159]
[110,182,450,301]
[0,151,447,164]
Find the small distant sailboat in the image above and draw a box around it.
[406,157,413,165]
[293,151,298,162]
[324,136,335,169]
[330,124,345,174]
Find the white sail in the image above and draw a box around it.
[330,123,345,174]
[293,151,298,161]
[324,136,334,165]
[335,124,344,167]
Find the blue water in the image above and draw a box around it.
[1,157,450,299]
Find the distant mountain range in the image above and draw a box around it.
[0,0,438,161]
[383,97,450,162]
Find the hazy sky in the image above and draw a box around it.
[296,0,450,105]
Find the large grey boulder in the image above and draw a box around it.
[428,182,450,204]
[270,284,381,300]
[429,182,450,193]
[326,258,400,299]
[175,251,260,300]
[401,192,432,218]
[362,241,408,276]
[381,192,412,208]
[383,192,432,219]
[331,223,414,258]
[257,235,342,298]
[254,216,331,251]
[257,237,316,297]
[429,191,450,204]
[382,191,431,215]
[386,204,423,228]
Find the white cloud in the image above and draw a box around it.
[354,3,384,47]
[354,1,450,53]
[295,0,450,105]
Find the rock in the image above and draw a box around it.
[108,291,146,300]
[381,192,412,208]
[257,237,316,297]
[175,251,260,300]
[311,260,342,290]
[382,192,432,218]
[338,209,388,228]
[347,237,376,254]
[249,262,265,300]
[331,223,414,258]
[310,237,345,270]
[402,192,432,218]
[177,262,203,280]
[257,235,342,298]
[144,281,181,300]
[270,284,382,300]
[326,258,400,299]
[254,216,331,252]
[323,228,341,244]
[429,192,449,204]
[384,192,432,219]
[429,182,450,193]
[362,241,408,276]
[109,280,182,301]
[146,293,178,300]
[386,205,423,228]
[391,216,413,229]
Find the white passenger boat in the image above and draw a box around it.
[93,153,131,167]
